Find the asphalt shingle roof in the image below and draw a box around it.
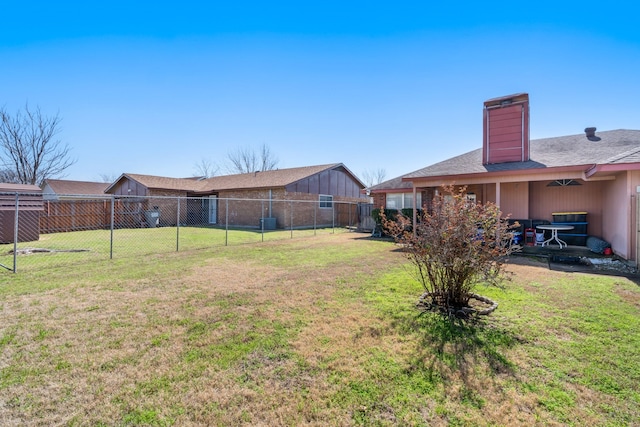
[43,179,110,195]
[119,164,360,193]
[402,129,640,180]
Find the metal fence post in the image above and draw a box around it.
[261,199,264,242]
[12,193,18,273]
[332,202,335,234]
[290,201,293,239]
[225,198,229,246]
[176,197,180,252]
[110,196,115,259]
[314,199,317,236]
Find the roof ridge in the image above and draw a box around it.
[603,146,640,164]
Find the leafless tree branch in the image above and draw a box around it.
[0,104,75,185]
[361,168,387,187]
[226,144,278,174]
[193,158,220,179]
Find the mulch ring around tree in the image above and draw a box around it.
[417,292,498,319]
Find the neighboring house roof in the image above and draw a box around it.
[0,183,42,193]
[200,164,361,191]
[109,174,206,193]
[42,179,110,196]
[401,129,640,182]
[107,164,365,194]
[368,175,413,192]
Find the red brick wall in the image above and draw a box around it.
[371,193,386,209]
[214,189,359,229]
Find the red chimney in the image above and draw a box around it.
[482,93,530,164]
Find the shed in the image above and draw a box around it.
[0,183,43,244]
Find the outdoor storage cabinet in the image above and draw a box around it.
[552,211,588,246]
[0,184,43,244]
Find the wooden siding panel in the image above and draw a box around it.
[499,182,529,219]
[529,180,603,237]
[488,139,526,150]
[484,100,529,164]
[488,106,522,119]
[487,149,525,164]
[489,120,524,135]
[318,170,329,195]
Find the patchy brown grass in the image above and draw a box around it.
[0,232,638,426]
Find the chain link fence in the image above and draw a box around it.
[1,193,372,273]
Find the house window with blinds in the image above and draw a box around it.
[386,192,422,210]
[319,195,333,208]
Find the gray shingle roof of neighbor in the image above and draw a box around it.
[200,164,359,191]
[117,164,365,193]
[118,173,205,192]
[367,175,414,192]
[0,183,41,193]
[43,179,110,195]
[402,129,640,180]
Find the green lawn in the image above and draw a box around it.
[0,232,638,426]
[0,225,342,272]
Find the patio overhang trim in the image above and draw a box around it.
[584,162,640,178]
[404,165,588,187]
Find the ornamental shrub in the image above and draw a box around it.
[382,185,518,317]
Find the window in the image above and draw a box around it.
[386,192,422,209]
[444,193,476,206]
[319,194,333,208]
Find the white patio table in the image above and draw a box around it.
[536,224,574,248]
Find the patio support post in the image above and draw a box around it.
[413,186,418,235]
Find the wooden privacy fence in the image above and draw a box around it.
[41,200,110,233]
[40,199,152,233]
[39,198,370,234]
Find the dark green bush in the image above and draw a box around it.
[372,208,398,224]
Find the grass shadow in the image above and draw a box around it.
[392,310,521,391]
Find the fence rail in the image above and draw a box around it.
[0,193,373,272]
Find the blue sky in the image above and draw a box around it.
[1,1,638,183]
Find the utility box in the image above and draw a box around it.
[144,208,160,228]
[0,184,43,244]
[259,217,276,230]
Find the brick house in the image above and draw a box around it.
[105,163,368,229]
[368,93,640,263]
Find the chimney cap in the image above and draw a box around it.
[484,93,529,107]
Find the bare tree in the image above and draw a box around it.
[0,168,19,183]
[226,144,278,174]
[98,173,119,183]
[0,104,75,185]
[193,158,220,179]
[361,168,387,187]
